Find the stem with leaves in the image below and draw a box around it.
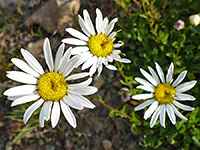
[174,26,191,69]
[115,61,134,93]
[142,2,160,45]
[90,97,132,120]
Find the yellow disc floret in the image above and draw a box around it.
[154,83,176,104]
[88,34,114,57]
[37,72,67,101]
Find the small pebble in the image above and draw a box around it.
[5,141,12,150]
[102,140,112,150]
[45,145,55,150]
[38,139,45,146]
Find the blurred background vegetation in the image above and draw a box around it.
[0,0,199,149]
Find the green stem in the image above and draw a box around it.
[115,61,134,93]
[174,26,191,70]
[90,97,132,120]
[142,2,160,45]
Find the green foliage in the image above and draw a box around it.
[109,104,128,118]
[114,0,200,149]
[6,104,41,144]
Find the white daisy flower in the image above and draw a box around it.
[62,8,131,76]
[132,62,197,128]
[3,38,98,128]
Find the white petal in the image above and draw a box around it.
[105,64,117,70]
[136,85,154,92]
[39,101,52,127]
[11,94,40,107]
[82,56,98,70]
[43,38,54,71]
[75,52,93,68]
[6,71,37,84]
[159,104,166,128]
[69,94,95,109]
[62,56,81,77]
[155,62,165,83]
[112,50,121,55]
[71,46,89,55]
[148,66,160,84]
[102,57,108,66]
[175,80,197,93]
[11,58,40,78]
[23,98,44,124]
[172,70,187,87]
[83,9,95,35]
[63,95,83,110]
[78,15,91,37]
[104,18,118,36]
[8,96,23,101]
[117,58,131,63]
[135,77,155,90]
[175,93,196,101]
[109,32,117,40]
[140,68,158,86]
[51,101,60,128]
[39,106,45,127]
[110,53,121,60]
[21,48,44,75]
[166,104,176,125]
[55,43,65,72]
[171,104,188,120]
[66,28,89,41]
[166,63,174,83]
[150,106,161,128]
[62,38,87,45]
[59,47,72,74]
[68,78,92,88]
[132,93,154,100]
[106,55,113,62]
[67,72,89,80]
[69,86,98,95]
[96,8,103,34]
[101,17,109,34]
[97,63,103,76]
[4,85,37,96]
[114,41,123,48]
[134,99,155,111]
[89,62,97,76]
[172,100,195,111]
[60,100,77,128]
[144,101,159,120]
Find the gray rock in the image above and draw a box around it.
[38,138,45,146]
[55,141,62,147]
[25,0,80,33]
[94,121,103,134]
[45,145,55,150]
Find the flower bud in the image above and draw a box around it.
[189,14,200,26]
[174,20,185,30]
[120,87,131,102]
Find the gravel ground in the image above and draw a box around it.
[0,0,140,150]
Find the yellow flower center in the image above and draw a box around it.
[37,72,67,101]
[88,34,114,57]
[154,83,176,104]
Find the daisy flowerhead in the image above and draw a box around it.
[132,62,197,128]
[62,8,131,76]
[3,38,98,128]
